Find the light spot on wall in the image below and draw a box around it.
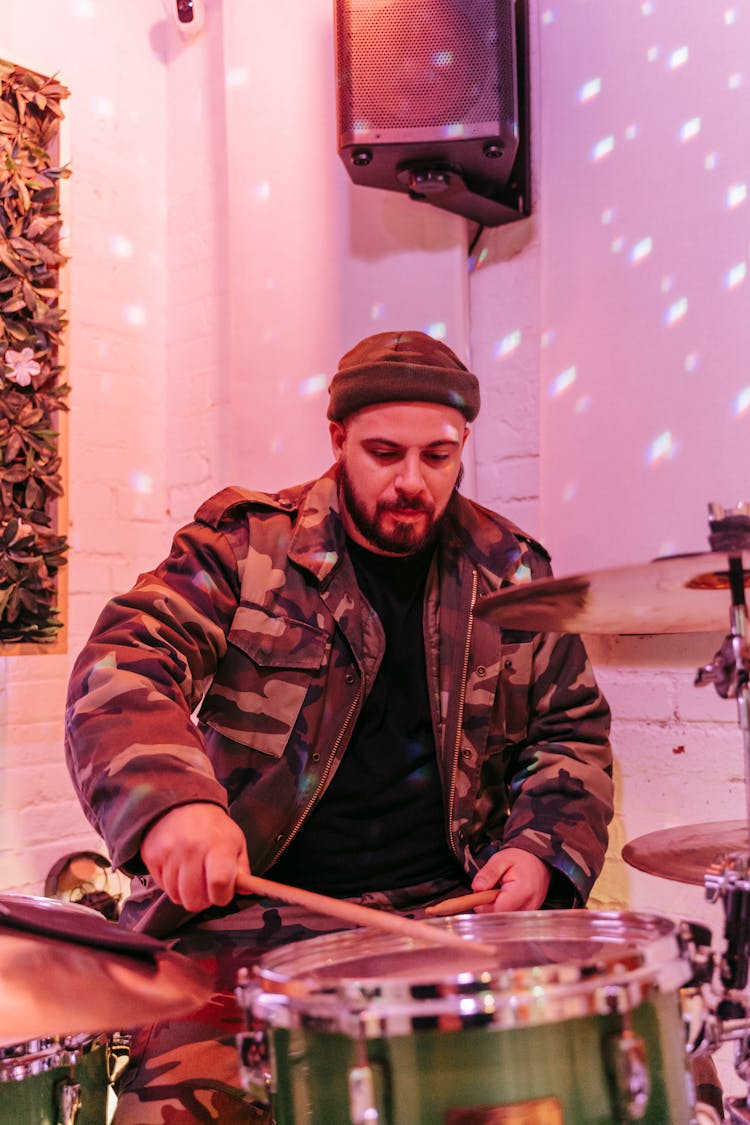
[729,72,744,90]
[575,395,592,413]
[725,8,738,25]
[549,365,577,397]
[578,78,601,104]
[601,207,616,225]
[370,303,385,320]
[726,182,747,208]
[73,0,96,16]
[660,275,675,293]
[668,46,689,70]
[425,322,447,339]
[641,1,654,14]
[734,387,750,416]
[123,304,147,327]
[684,353,700,372]
[299,373,327,398]
[630,236,653,265]
[591,135,615,161]
[541,9,556,26]
[494,330,522,360]
[611,235,624,253]
[226,68,249,89]
[647,46,660,63]
[541,330,555,348]
[253,181,271,202]
[91,95,115,119]
[665,297,688,325]
[679,117,701,142]
[725,262,746,289]
[647,431,678,464]
[130,472,153,495]
[624,123,640,141]
[562,481,578,503]
[110,235,134,258]
[705,152,719,171]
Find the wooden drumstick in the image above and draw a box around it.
[425,889,500,916]
[235,873,498,959]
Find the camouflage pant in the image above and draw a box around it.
[113,880,468,1124]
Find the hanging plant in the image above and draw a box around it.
[0,60,70,644]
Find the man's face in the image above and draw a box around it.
[330,401,469,556]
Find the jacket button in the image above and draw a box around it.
[476,665,486,677]
[462,747,471,759]
[345,672,355,685]
[504,659,514,671]
[311,752,320,762]
[275,833,285,843]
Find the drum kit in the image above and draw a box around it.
[232,503,750,1124]
[5,501,750,1123]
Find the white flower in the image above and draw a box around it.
[3,347,41,387]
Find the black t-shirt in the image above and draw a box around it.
[268,537,463,895]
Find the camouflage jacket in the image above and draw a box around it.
[65,467,613,923]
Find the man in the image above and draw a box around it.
[65,330,613,1122]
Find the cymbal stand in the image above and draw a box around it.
[695,505,750,1120]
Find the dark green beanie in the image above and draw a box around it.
[327,330,480,422]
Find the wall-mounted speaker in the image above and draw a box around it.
[334,0,529,227]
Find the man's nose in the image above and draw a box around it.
[395,455,425,494]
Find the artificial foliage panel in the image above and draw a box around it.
[0,61,70,645]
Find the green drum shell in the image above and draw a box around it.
[0,1034,109,1125]
[241,910,695,1125]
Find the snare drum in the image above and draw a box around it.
[237,910,695,1124]
[0,1033,109,1124]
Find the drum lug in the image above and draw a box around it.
[348,1064,378,1123]
[54,1076,82,1125]
[605,1025,651,1121]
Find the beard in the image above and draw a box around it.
[338,462,463,556]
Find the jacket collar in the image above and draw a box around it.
[288,467,531,587]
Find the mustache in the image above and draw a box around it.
[381,496,433,512]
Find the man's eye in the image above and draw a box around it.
[370,449,397,460]
[425,452,450,464]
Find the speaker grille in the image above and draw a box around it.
[336,0,515,133]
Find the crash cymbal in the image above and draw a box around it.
[0,895,212,1045]
[622,820,749,885]
[474,551,750,634]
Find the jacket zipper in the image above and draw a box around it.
[266,685,362,868]
[447,567,477,859]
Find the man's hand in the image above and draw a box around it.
[141,803,250,913]
[471,848,551,912]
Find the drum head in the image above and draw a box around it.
[252,910,689,1027]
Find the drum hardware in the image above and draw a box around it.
[604,1011,650,1121]
[55,1075,82,1125]
[349,1028,379,1124]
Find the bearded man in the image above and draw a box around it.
[65,330,613,1123]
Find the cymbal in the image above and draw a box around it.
[0,895,212,1045]
[474,551,750,634]
[622,820,749,885]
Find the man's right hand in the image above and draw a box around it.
[140,803,250,913]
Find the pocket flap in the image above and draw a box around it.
[228,606,328,670]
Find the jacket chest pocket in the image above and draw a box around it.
[498,631,535,745]
[200,608,330,758]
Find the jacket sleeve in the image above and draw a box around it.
[499,628,613,904]
[64,518,244,872]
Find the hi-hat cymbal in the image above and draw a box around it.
[622,820,749,885]
[474,551,750,634]
[0,895,212,1045]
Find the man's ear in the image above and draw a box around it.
[329,420,346,461]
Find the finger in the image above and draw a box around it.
[176,859,211,914]
[204,848,241,907]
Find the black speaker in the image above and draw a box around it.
[334,0,529,227]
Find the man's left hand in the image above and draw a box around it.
[471,848,551,911]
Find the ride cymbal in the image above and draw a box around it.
[474,551,750,634]
[622,821,749,885]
